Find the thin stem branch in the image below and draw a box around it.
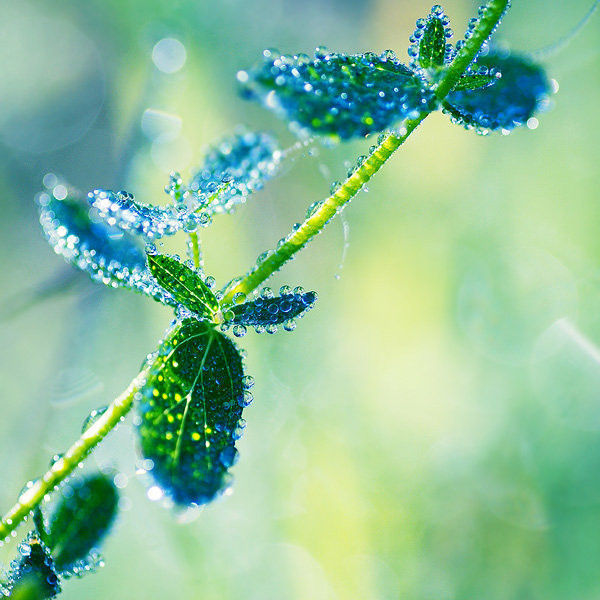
[222,0,509,305]
[189,231,201,270]
[0,367,149,540]
[0,0,509,540]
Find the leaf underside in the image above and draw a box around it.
[137,319,246,506]
[42,473,119,572]
[240,51,436,139]
[37,181,175,306]
[148,254,218,319]
[231,291,317,326]
[445,51,550,131]
[190,129,281,214]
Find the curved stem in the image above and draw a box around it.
[223,0,509,304]
[0,367,149,540]
[0,0,509,540]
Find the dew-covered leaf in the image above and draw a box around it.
[148,253,218,319]
[42,473,118,572]
[239,49,436,140]
[37,177,175,306]
[137,319,247,506]
[87,189,185,240]
[419,16,447,69]
[452,72,499,91]
[189,129,282,215]
[229,290,316,328]
[8,535,60,599]
[408,5,453,73]
[444,51,550,132]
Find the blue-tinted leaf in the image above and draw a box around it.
[230,290,316,327]
[148,253,218,318]
[239,50,436,140]
[41,473,118,572]
[8,535,60,599]
[37,177,174,305]
[444,51,550,131]
[189,129,282,215]
[137,319,247,506]
[87,189,185,240]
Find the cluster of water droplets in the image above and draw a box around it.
[37,175,176,305]
[238,47,436,140]
[188,128,282,215]
[220,285,317,336]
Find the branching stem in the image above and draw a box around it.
[0,0,509,540]
[222,0,509,304]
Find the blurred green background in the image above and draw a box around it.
[1,0,599,598]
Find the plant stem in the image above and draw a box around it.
[0,0,509,539]
[222,0,509,305]
[189,231,201,269]
[0,367,150,541]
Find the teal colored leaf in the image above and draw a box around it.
[147,253,218,319]
[8,535,60,599]
[239,49,436,140]
[444,51,550,132]
[230,290,316,328]
[42,473,119,572]
[137,319,247,506]
[189,129,282,215]
[419,16,447,69]
[37,177,175,306]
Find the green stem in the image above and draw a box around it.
[0,367,150,541]
[189,231,201,269]
[222,0,509,305]
[0,0,509,540]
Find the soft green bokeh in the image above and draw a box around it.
[0,1,599,598]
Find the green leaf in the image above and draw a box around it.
[230,290,317,328]
[419,16,447,69]
[240,50,435,140]
[452,73,498,91]
[137,318,247,506]
[9,536,60,599]
[43,473,118,572]
[148,254,218,319]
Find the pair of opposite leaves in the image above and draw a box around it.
[239,4,550,138]
[4,473,118,599]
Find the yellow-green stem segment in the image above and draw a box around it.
[0,367,150,540]
[222,0,509,305]
[0,0,508,540]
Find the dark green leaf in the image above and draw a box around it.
[9,536,60,599]
[230,291,316,327]
[419,17,447,69]
[452,73,498,91]
[240,50,435,139]
[137,319,246,506]
[44,473,118,572]
[148,254,218,318]
[444,51,550,131]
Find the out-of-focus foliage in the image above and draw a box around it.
[0,1,599,599]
